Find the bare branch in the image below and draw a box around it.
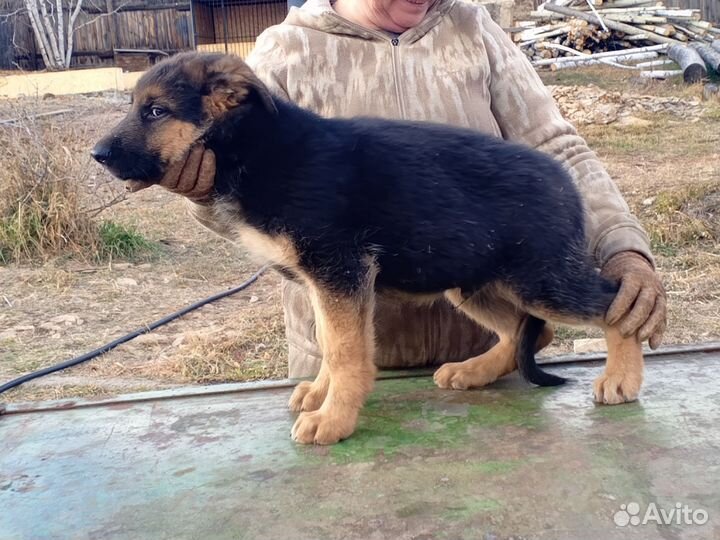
[0,8,25,19]
[72,0,128,33]
[38,0,64,67]
[24,0,53,68]
[56,0,64,64]
[65,0,84,67]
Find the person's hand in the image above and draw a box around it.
[601,251,667,349]
[126,145,216,201]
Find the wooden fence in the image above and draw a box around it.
[665,0,719,22]
[0,0,193,70]
[194,0,287,59]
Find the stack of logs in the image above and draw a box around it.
[515,0,720,82]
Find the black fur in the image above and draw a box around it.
[517,316,566,386]
[207,97,617,304]
[204,97,619,387]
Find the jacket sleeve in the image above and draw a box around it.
[246,28,293,101]
[478,7,654,268]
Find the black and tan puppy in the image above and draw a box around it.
[93,52,644,445]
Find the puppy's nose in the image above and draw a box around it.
[91,143,112,164]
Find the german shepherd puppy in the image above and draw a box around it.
[92,52,644,445]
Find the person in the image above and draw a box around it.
[149,0,667,379]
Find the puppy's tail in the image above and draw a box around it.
[516,315,567,387]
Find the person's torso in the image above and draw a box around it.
[272,2,503,137]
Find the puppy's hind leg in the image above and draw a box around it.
[434,288,551,390]
[594,325,643,404]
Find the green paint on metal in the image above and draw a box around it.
[329,380,557,462]
[3,354,720,540]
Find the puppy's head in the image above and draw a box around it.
[91,52,275,183]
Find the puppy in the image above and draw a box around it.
[93,52,644,445]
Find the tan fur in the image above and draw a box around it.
[380,289,445,305]
[288,363,330,413]
[593,326,644,404]
[207,199,300,268]
[132,83,164,107]
[148,119,204,165]
[290,265,378,445]
[434,287,525,389]
[202,55,277,119]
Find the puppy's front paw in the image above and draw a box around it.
[433,363,495,390]
[593,371,642,404]
[291,408,358,445]
[288,381,327,412]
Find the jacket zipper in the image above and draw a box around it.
[325,12,409,118]
[390,38,407,119]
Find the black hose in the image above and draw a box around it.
[0,265,268,396]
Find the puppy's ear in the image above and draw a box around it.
[201,54,277,118]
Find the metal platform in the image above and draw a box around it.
[2,351,719,540]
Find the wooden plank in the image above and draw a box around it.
[106,0,118,52]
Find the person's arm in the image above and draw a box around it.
[479,7,666,347]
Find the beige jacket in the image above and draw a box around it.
[191,0,653,377]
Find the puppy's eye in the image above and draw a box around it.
[149,106,167,119]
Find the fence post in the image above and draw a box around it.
[189,0,197,49]
[105,0,118,56]
[220,0,228,53]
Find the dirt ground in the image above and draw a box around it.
[1,67,719,403]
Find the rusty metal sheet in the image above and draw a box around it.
[2,352,719,540]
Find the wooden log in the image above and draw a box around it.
[543,4,681,45]
[548,51,658,69]
[534,52,658,71]
[689,42,720,72]
[519,26,572,42]
[638,24,674,37]
[595,7,696,16]
[603,14,667,24]
[640,70,683,79]
[635,58,675,68]
[652,9,701,20]
[685,23,709,36]
[673,25,711,43]
[573,0,656,9]
[713,40,720,54]
[532,44,666,65]
[670,30,690,42]
[687,20,713,30]
[667,44,707,83]
[626,34,651,41]
[536,41,644,69]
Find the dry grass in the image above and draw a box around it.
[0,105,153,264]
[540,64,720,96]
[642,183,720,251]
[0,112,100,262]
[164,311,287,383]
